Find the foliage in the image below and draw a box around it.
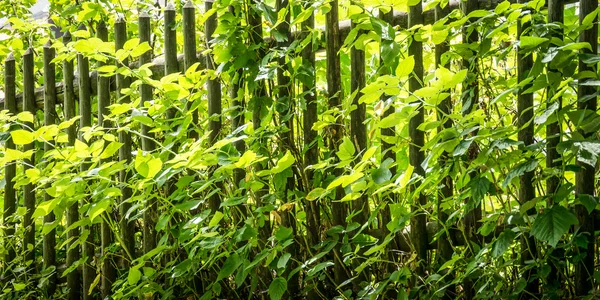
[0,0,599,299]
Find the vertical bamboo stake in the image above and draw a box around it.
[350,11,369,227]
[379,6,395,242]
[77,24,99,299]
[228,4,247,226]
[248,0,271,243]
[139,11,157,255]
[42,40,57,296]
[574,0,597,295]
[114,15,136,268]
[3,53,17,268]
[434,3,455,299]
[274,0,299,295]
[63,31,83,300]
[95,20,114,299]
[22,47,36,271]
[183,0,199,141]
[165,3,178,120]
[462,0,481,297]
[301,6,320,250]
[516,4,539,295]
[325,0,349,286]
[408,0,427,278]
[205,0,222,213]
[546,0,564,290]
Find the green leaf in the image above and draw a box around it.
[128,267,142,285]
[89,199,111,222]
[502,159,538,188]
[130,42,152,58]
[209,211,224,227]
[275,226,293,241]
[519,36,548,49]
[396,56,414,77]
[579,194,597,215]
[337,137,356,161]
[217,253,242,281]
[531,205,578,248]
[492,229,516,257]
[268,277,287,300]
[11,130,34,145]
[306,188,327,201]
[277,253,291,269]
[272,150,295,174]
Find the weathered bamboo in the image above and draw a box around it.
[574,0,597,295]
[545,0,564,290]
[350,16,369,227]
[183,0,199,141]
[408,0,427,278]
[77,24,98,299]
[3,53,17,268]
[139,11,157,255]
[229,3,247,225]
[22,47,36,272]
[165,3,178,121]
[249,0,271,243]
[206,0,222,213]
[325,0,349,286]
[42,40,58,296]
[63,31,83,300]
[434,3,455,299]
[114,15,136,269]
[97,21,113,300]
[301,6,320,251]
[516,4,539,295]
[462,0,481,297]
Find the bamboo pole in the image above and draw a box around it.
[63,31,84,300]
[574,0,597,295]
[139,10,157,255]
[22,47,36,273]
[545,0,564,290]
[183,0,199,141]
[434,3,455,299]
[3,53,17,271]
[516,3,539,295]
[114,15,136,269]
[205,0,222,213]
[408,0,427,278]
[78,23,100,299]
[325,0,349,286]
[42,39,58,296]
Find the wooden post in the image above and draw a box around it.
[516,4,539,295]
[325,0,349,286]
[183,0,199,141]
[165,3,178,121]
[3,53,17,269]
[63,31,83,300]
[42,40,58,296]
[139,11,157,255]
[301,5,320,251]
[350,10,369,227]
[22,47,36,272]
[408,0,427,278]
[77,24,97,299]
[462,0,481,297]
[114,15,136,269]
[574,0,597,295]
[434,3,455,299]
[229,4,247,225]
[546,0,564,290]
[205,0,222,213]
[248,0,271,243]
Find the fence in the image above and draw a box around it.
[0,0,597,298]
